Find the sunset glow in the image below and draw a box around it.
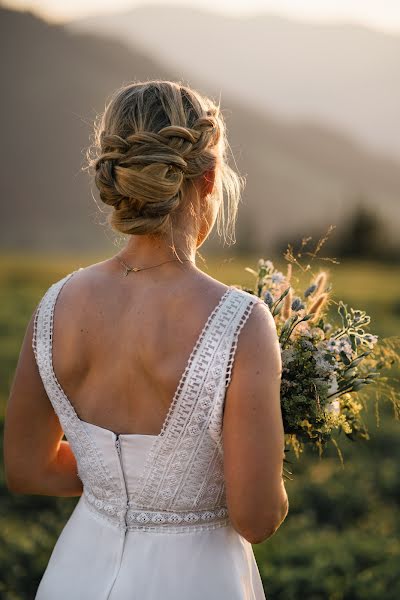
[3,0,400,33]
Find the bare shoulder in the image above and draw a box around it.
[236,297,281,360]
[189,268,232,298]
[50,261,112,309]
[39,263,114,348]
[226,296,282,391]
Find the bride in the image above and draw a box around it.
[4,80,288,599]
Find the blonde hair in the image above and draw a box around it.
[86,80,243,244]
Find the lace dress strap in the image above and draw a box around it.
[224,288,262,388]
[31,269,124,503]
[207,288,262,447]
[133,287,262,511]
[32,270,82,428]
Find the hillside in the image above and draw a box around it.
[71,5,400,160]
[1,7,399,253]
[0,7,168,252]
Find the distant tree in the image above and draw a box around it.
[337,199,388,260]
[273,197,399,263]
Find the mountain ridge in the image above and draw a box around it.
[2,6,399,253]
[70,4,400,161]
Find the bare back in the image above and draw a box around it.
[5,254,287,547]
[51,259,229,435]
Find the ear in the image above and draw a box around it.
[201,167,216,197]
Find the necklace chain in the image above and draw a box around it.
[114,254,193,276]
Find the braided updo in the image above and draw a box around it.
[87,80,243,241]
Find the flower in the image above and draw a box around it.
[314,271,328,295]
[308,293,328,322]
[304,284,317,297]
[328,376,338,397]
[271,271,285,285]
[291,297,305,311]
[364,334,378,347]
[337,337,353,358]
[326,339,339,353]
[240,254,393,462]
[264,291,274,308]
[326,399,340,416]
[315,352,333,376]
[265,260,274,271]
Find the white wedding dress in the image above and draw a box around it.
[32,269,267,599]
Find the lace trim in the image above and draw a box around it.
[172,290,260,510]
[83,490,229,533]
[32,293,47,367]
[130,287,233,507]
[176,291,260,510]
[225,292,261,388]
[158,286,233,440]
[202,292,260,498]
[133,289,260,513]
[127,505,229,528]
[32,270,124,502]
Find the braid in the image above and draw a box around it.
[87,80,241,240]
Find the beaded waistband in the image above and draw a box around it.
[83,490,230,534]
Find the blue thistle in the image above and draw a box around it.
[264,291,274,308]
[291,297,305,311]
[304,284,317,298]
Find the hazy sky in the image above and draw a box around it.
[4,0,400,33]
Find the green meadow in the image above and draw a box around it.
[1,254,399,599]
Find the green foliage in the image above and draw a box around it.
[254,416,400,599]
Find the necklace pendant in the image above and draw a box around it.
[124,266,140,276]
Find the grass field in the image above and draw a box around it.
[1,253,399,599]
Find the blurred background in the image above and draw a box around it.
[0,1,399,598]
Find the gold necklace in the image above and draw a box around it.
[114,254,193,277]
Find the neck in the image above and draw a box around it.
[117,223,197,268]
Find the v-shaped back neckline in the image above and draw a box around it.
[47,269,236,439]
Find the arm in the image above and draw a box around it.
[222,301,288,544]
[3,307,83,497]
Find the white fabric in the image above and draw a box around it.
[32,270,266,599]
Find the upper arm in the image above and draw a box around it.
[3,305,64,491]
[222,300,287,539]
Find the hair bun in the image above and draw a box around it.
[86,80,241,242]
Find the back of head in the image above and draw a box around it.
[87,80,243,243]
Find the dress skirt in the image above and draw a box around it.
[35,432,266,600]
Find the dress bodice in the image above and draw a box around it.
[32,270,261,534]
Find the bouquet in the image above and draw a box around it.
[236,234,400,474]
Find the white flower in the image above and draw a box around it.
[337,337,353,358]
[271,271,285,284]
[327,376,338,398]
[327,399,340,416]
[265,260,274,271]
[364,334,378,347]
[327,339,339,353]
[314,352,333,376]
